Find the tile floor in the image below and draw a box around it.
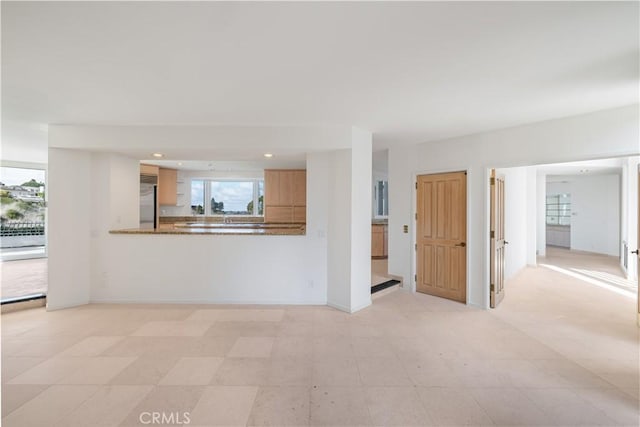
[0,258,47,300]
[1,251,639,426]
[372,258,394,287]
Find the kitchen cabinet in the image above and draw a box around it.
[264,169,306,223]
[372,224,388,258]
[140,164,159,176]
[158,168,177,205]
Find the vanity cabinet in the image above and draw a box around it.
[264,169,306,223]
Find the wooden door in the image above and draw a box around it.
[416,172,467,302]
[490,169,506,308]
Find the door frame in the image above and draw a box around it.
[411,168,471,304]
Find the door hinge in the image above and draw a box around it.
[414,274,417,282]
[415,243,417,251]
[415,182,418,189]
[490,283,495,293]
[490,177,495,185]
[490,230,495,239]
[415,213,417,221]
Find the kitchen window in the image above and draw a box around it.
[373,180,388,218]
[191,179,264,216]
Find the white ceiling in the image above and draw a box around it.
[2,1,638,162]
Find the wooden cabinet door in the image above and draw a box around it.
[293,206,306,223]
[158,168,177,205]
[140,164,159,176]
[292,170,307,206]
[372,225,384,257]
[383,225,388,257]
[264,170,280,206]
[278,171,294,206]
[265,206,293,223]
[264,169,306,223]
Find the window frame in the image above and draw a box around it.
[191,178,264,217]
[373,179,389,219]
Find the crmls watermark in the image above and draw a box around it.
[139,412,191,425]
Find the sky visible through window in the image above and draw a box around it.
[0,167,45,186]
[191,180,204,207]
[211,181,253,212]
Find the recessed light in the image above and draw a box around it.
[152,153,164,158]
[264,153,273,158]
[177,162,183,166]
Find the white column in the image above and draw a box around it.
[47,148,92,310]
[536,172,547,258]
[526,166,538,266]
[326,127,372,313]
[349,127,372,312]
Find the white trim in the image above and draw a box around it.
[349,300,372,313]
[327,300,351,313]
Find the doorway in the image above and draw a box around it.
[0,164,47,303]
[488,156,638,317]
[415,171,467,303]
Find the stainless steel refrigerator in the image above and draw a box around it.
[140,175,158,229]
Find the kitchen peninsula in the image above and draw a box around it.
[110,222,305,235]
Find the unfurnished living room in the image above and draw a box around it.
[1,1,639,426]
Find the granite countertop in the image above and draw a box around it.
[110,223,306,236]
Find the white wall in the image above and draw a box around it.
[350,128,372,312]
[495,167,528,280]
[536,172,547,257]
[388,105,640,309]
[547,174,621,256]
[525,166,538,265]
[47,127,371,312]
[47,149,92,310]
[327,149,352,310]
[326,128,373,313]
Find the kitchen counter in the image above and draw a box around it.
[110,222,305,236]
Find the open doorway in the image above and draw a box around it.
[370,149,401,294]
[1,164,47,304]
[489,156,638,313]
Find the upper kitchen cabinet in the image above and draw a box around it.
[158,168,178,205]
[264,169,306,223]
[140,164,159,176]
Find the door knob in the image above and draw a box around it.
[504,241,510,245]
[632,249,639,255]
[455,242,466,247]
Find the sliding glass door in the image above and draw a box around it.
[0,165,47,301]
